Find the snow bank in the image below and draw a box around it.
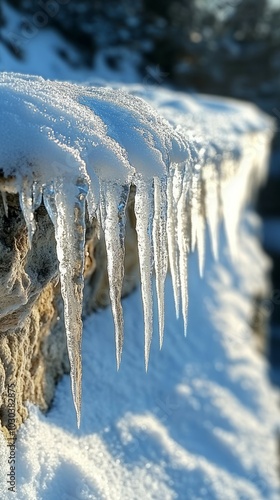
[0,72,274,427]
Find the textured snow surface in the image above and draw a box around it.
[0,211,279,500]
[0,72,274,425]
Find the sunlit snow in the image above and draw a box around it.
[0,72,274,427]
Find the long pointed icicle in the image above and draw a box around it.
[220,159,239,259]
[153,177,168,349]
[43,177,88,428]
[177,170,191,335]
[134,178,154,370]
[190,174,199,254]
[196,177,206,278]
[167,174,180,318]
[100,182,128,369]
[203,164,220,261]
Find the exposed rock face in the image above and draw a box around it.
[0,188,139,439]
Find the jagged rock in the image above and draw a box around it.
[0,187,138,439]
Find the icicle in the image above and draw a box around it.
[118,184,130,251]
[196,176,206,278]
[100,181,129,369]
[219,156,240,259]
[190,173,199,253]
[85,171,100,223]
[32,181,43,211]
[203,163,220,261]
[172,166,184,206]
[19,178,37,248]
[152,177,168,348]
[134,178,154,370]
[1,190,8,217]
[43,176,88,428]
[167,173,180,318]
[95,207,102,240]
[177,168,191,334]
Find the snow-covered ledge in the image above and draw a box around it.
[0,73,274,438]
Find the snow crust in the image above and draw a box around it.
[0,72,274,426]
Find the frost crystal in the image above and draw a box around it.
[0,73,274,425]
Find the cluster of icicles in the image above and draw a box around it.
[0,73,274,426]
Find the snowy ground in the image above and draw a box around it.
[0,213,279,500]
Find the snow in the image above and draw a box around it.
[0,25,279,496]
[0,210,279,499]
[0,72,274,426]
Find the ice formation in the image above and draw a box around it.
[0,72,274,425]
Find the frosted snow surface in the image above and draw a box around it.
[0,72,274,426]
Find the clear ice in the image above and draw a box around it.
[43,177,88,428]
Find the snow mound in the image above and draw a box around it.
[0,72,274,426]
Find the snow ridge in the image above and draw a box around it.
[0,73,274,425]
